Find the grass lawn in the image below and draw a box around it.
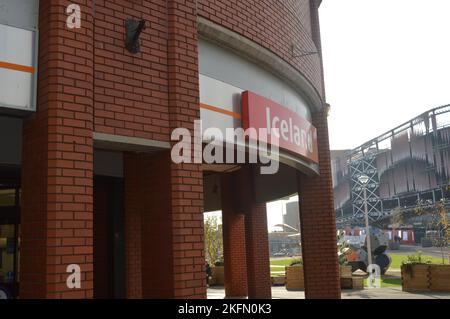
[270,258,297,267]
[363,277,402,288]
[270,258,298,276]
[269,254,449,283]
[389,254,449,269]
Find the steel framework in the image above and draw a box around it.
[333,104,450,227]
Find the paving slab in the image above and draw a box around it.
[207,286,450,299]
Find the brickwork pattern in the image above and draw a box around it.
[236,167,272,299]
[298,109,341,299]
[167,0,206,299]
[21,0,95,299]
[93,0,171,141]
[221,173,248,297]
[197,0,324,98]
[123,153,143,298]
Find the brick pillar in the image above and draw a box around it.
[167,0,206,299]
[124,150,205,299]
[239,167,272,299]
[124,152,177,298]
[20,1,94,298]
[221,173,248,298]
[298,109,341,299]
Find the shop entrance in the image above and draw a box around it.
[0,166,20,299]
[93,176,125,299]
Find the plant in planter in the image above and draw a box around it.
[400,250,450,292]
[401,250,432,278]
[210,257,225,286]
[337,230,351,266]
[289,258,303,266]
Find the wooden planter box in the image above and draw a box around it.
[211,266,225,286]
[340,265,353,278]
[402,264,450,292]
[285,265,304,290]
[271,276,286,286]
[286,265,354,291]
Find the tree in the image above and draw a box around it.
[204,216,223,265]
[337,230,351,265]
[415,200,450,264]
[390,207,404,243]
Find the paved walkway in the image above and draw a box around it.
[207,286,450,299]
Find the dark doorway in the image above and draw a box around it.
[93,176,125,299]
[0,166,21,299]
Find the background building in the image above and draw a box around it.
[332,105,450,242]
[285,202,301,232]
[268,201,301,256]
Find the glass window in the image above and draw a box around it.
[0,224,16,284]
[403,231,409,241]
[0,189,15,207]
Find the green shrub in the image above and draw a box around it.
[401,251,432,277]
[214,258,224,267]
[289,258,303,266]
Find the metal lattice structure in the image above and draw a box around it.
[349,151,382,222]
[332,104,450,227]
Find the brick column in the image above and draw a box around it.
[167,0,206,299]
[123,153,143,299]
[298,109,341,299]
[124,152,177,298]
[245,203,272,299]
[124,150,205,299]
[20,1,94,298]
[221,173,248,298]
[239,167,272,299]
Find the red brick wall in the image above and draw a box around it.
[93,0,170,141]
[298,109,341,299]
[220,168,272,299]
[238,167,272,299]
[123,150,205,299]
[21,0,94,299]
[221,173,248,297]
[92,1,325,140]
[245,202,271,299]
[124,152,175,298]
[197,0,324,99]
[167,0,206,299]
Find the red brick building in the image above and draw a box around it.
[0,0,340,299]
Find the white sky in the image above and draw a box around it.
[320,0,450,150]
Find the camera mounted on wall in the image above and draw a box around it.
[125,19,146,54]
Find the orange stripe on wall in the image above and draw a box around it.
[200,103,242,120]
[0,61,35,74]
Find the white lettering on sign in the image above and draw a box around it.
[265,107,313,153]
[66,4,81,29]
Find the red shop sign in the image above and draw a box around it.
[242,91,319,164]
